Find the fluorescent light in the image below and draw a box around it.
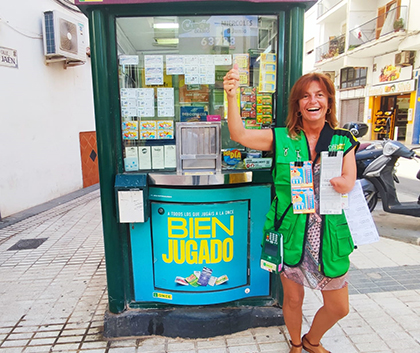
[154,38,179,45]
[153,23,179,29]
[263,45,272,54]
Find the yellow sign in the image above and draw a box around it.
[152,292,173,300]
[162,216,235,265]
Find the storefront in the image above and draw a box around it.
[368,52,417,142]
[368,79,416,141]
[76,0,315,338]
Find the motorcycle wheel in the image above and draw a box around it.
[364,190,378,212]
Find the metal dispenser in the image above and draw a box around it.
[176,122,221,174]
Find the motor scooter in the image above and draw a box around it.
[361,140,420,216]
[343,121,369,138]
[344,122,384,180]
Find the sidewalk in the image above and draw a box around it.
[0,188,419,352]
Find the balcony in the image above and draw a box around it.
[315,34,345,62]
[348,6,407,50]
[317,0,345,19]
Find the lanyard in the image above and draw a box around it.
[274,198,293,232]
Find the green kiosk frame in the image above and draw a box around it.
[75,0,315,338]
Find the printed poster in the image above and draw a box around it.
[233,54,250,86]
[120,88,155,118]
[240,87,256,119]
[259,53,277,93]
[151,200,249,292]
[157,88,175,117]
[122,121,138,140]
[256,93,273,125]
[144,55,164,85]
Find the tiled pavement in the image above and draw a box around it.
[0,189,420,352]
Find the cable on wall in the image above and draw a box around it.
[52,0,82,13]
[0,18,43,39]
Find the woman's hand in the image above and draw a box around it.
[223,63,240,98]
[329,149,357,194]
[223,63,273,151]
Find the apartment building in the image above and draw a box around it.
[304,0,420,144]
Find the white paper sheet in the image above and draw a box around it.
[118,190,144,223]
[152,146,164,169]
[164,145,176,168]
[320,151,343,214]
[344,180,380,246]
[138,146,151,170]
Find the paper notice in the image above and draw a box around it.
[344,180,380,246]
[320,151,343,214]
[118,190,144,223]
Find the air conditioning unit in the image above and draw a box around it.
[42,10,88,64]
[395,51,415,66]
[323,71,336,83]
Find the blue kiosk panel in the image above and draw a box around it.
[130,184,271,305]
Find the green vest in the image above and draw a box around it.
[263,124,358,278]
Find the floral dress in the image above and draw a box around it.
[283,164,348,290]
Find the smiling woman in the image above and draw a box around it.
[286,72,338,140]
[224,70,359,353]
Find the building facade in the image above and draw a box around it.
[0,0,96,219]
[304,0,420,144]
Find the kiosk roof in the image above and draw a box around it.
[75,0,316,6]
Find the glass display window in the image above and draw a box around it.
[116,15,278,172]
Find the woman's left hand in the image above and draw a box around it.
[329,149,357,194]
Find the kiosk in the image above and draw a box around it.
[75,0,315,338]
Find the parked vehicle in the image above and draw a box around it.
[343,121,369,138]
[361,140,420,216]
[356,141,384,180]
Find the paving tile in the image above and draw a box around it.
[197,348,228,353]
[0,348,24,353]
[259,341,289,352]
[50,342,80,350]
[166,340,195,351]
[109,339,138,347]
[29,337,57,346]
[195,338,226,349]
[354,340,391,352]
[226,335,256,346]
[79,341,108,349]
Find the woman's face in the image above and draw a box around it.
[298,81,329,125]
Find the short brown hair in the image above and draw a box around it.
[286,72,338,138]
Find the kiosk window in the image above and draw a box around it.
[116,15,278,172]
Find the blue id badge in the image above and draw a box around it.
[290,161,315,214]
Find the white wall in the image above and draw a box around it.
[348,0,377,32]
[303,5,317,74]
[407,0,420,31]
[0,0,95,218]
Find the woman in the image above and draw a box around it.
[224,66,359,353]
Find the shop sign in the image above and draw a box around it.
[151,200,248,292]
[179,16,257,38]
[372,52,412,85]
[368,79,415,96]
[0,47,18,69]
